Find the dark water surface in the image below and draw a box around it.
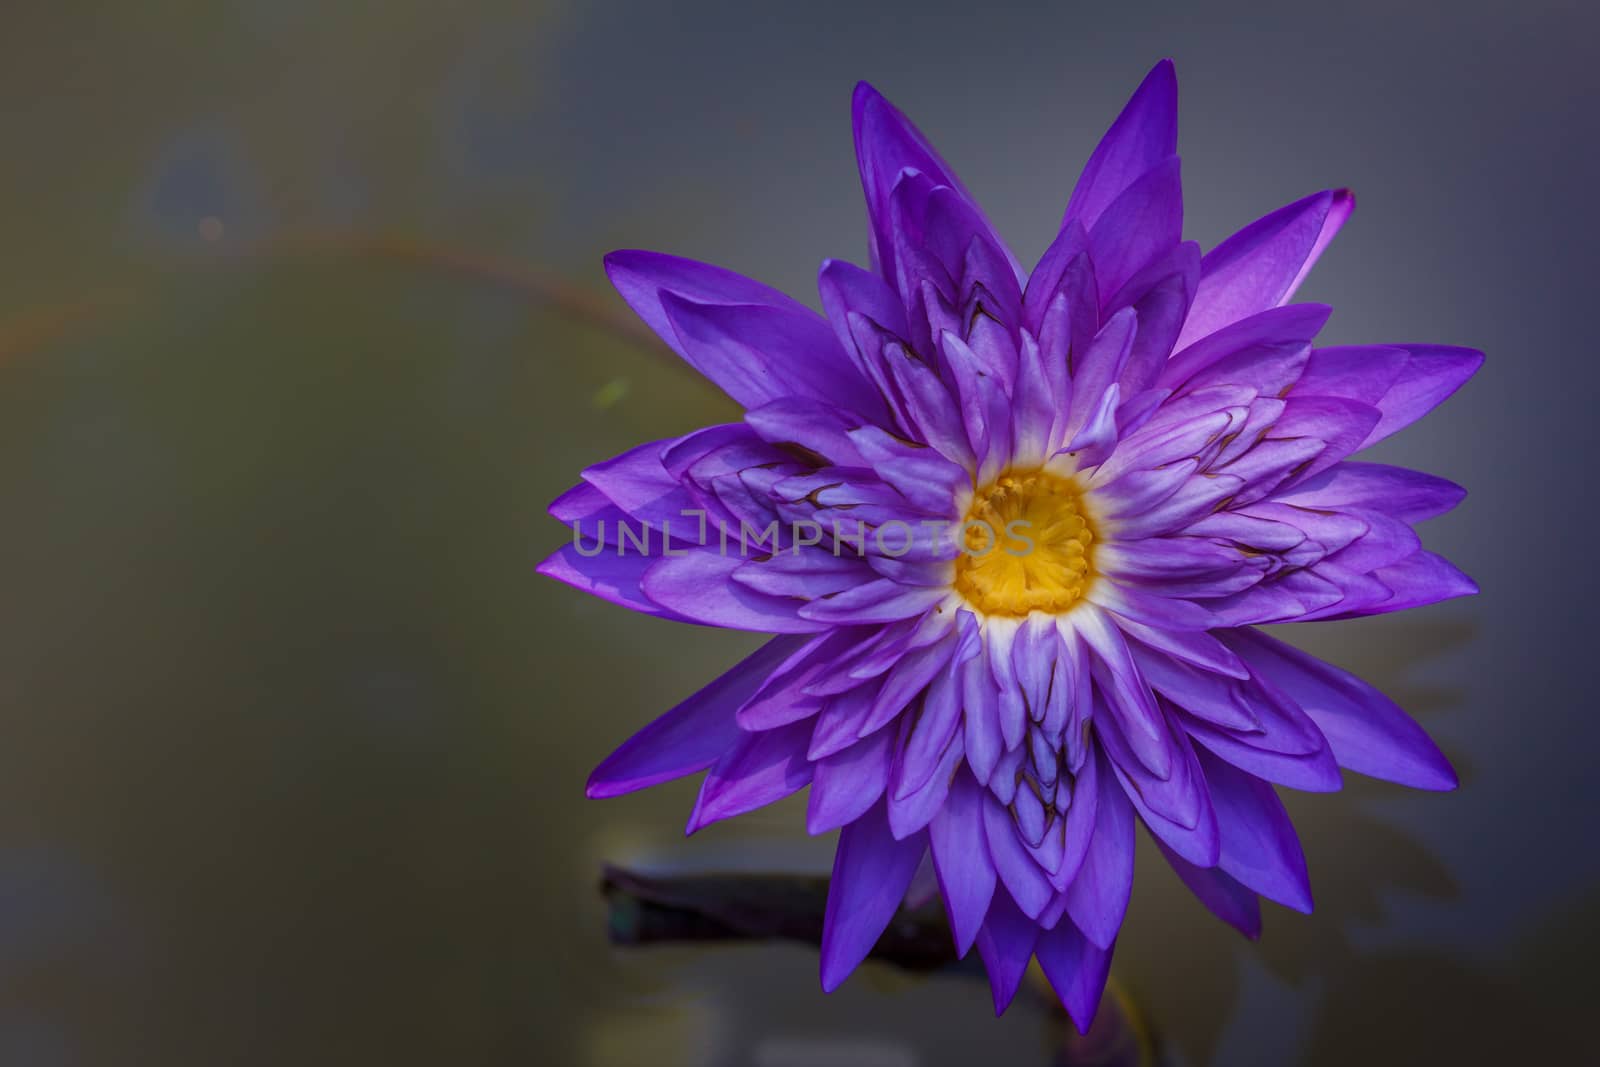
[0,2,1594,1064]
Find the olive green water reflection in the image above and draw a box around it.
[1,1,1596,1064]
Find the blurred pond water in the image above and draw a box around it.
[0,2,1594,1064]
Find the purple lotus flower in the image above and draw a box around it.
[541,60,1480,1027]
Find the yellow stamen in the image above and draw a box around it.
[953,470,1097,617]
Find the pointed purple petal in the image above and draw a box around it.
[808,726,897,834]
[809,680,885,760]
[1160,303,1330,393]
[1180,715,1344,793]
[819,800,927,991]
[818,257,909,352]
[659,293,883,418]
[549,478,619,524]
[1049,741,1102,890]
[580,436,699,530]
[1131,643,1261,733]
[858,628,957,737]
[983,792,1055,918]
[1270,394,1381,483]
[538,544,687,621]
[929,767,997,956]
[896,616,977,795]
[1107,241,1200,395]
[605,248,816,355]
[797,579,948,625]
[886,725,964,839]
[973,888,1041,1015]
[1328,549,1479,618]
[1157,839,1262,938]
[1063,59,1178,234]
[1035,920,1116,1034]
[1177,189,1354,349]
[1361,345,1484,447]
[1075,609,1171,778]
[743,397,873,468]
[641,552,828,633]
[1087,155,1183,303]
[1276,461,1467,524]
[1063,307,1136,445]
[963,639,1005,784]
[1295,344,1408,408]
[1223,629,1457,790]
[1196,747,1313,913]
[736,629,866,727]
[1103,712,1220,867]
[1117,618,1249,679]
[1064,748,1135,949]
[853,82,1021,285]
[687,718,815,832]
[733,550,878,601]
[585,636,810,798]
[1086,580,1216,632]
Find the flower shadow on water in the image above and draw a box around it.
[1114,614,1486,1065]
[1296,883,1597,1066]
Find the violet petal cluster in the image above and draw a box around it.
[541,61,1480,1025]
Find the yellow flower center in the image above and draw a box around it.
[953,470,1097,617]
